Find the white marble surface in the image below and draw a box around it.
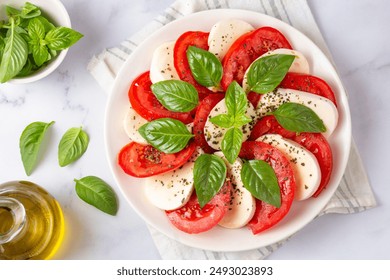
[0,0,388,260]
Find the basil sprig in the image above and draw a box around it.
[19,121,54,176]
[151,80,199,112]
[272,102,327,133]
[74,176,118,216]
[241,160,281,208]
[193,154,227,208]
[246,54,295,94]
[139,118,194,154]
[209,81,251,163]
[186,46,223,88]
[58,127,89,167]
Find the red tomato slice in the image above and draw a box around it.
[118,141,196,178]
[165,179,231,234]
[280,72,337,106]
[193,93,225,153]
[128,71,193,124]
[249,115,333,197]
[173,31,214,100]
[221,27,292,90]
[239,141,296,234]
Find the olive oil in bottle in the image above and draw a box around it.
[0,181,65,260]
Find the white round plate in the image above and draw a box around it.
[105,9,351,252]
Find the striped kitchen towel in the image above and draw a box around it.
[88,0,376,259]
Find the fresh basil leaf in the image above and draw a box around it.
[16,56,35,77]
[233,114,252,127]
[225,81,248,117]
[272,102,326,133]
[58,127,89,167]
[241,160,281,208]
[28,18,45,39]
[194,154,227,208]
[30,41,49,66]
[209,113,234,128]
[19,121,54,176]
[221,127,243,164]
[34,16,55,33]
[45,27,83,50]
[21,2,41,19]
[246,54,295,94]
[74,176,118,216]
[0,18,28,83]
[27,18,49,66]
[141,118,194,154]
[186,45,222,87]
[6,6,21,18]
[151,80,199,112]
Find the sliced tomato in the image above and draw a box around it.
[118,141,196,178]
[280,72,337,106]
[249,115,333,197]
[166,179,231,234]
[221,27,292,90]
[239,141,295,234]
[128,71,193,124]
[193,93,224,153]
[173,31,214,100]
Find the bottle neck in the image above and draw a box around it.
[0,196,26,245]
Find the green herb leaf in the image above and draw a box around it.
[225,81,248,116]
[28,18,49,66]
[19,121,54,176]
[5,6,21,18]
[21,2,41,19]
[209,114,234,128]
[194,154,227,208]
[221,127,243,164]
[58,127,89,167]
[34,16,55,33]
[74,176,118,216]
[28,18,45,39]
[246,54,295,94]
[0,18,28,83]
[241,160,281,207]
[186,45,222,87]
[140,118,194,154]
[233,114,252,127]
[272,102,327,133]
[45,27,83,50]
[151,80,199,112]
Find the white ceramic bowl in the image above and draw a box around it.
[0,0,71,83]
[105,9,352,252]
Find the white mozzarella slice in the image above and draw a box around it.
[256,88,338,138]
[256,134,322,201]
[215,152,256,229]
[143,148,203,211]
[242,48,310,92]
[204,98,258,150]
[208,19,254,60]
[150,41,180,83]
[123,107,148,144]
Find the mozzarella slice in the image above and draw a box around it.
[150,41,180,83]
[208,19,254,60]
[256,88,338,138]
[143,148,203,211]
[204,98,258,150]
[215,152,256,229]
[256,134,321,201]
[242,49,310,92]
[123,107,148,144]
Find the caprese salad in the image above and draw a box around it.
[117,19,338,235]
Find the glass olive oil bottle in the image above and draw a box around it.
[0,181,64,260]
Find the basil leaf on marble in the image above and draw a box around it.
[186,45,222,87]
[19,121,54,176]
[272,102,327,133]
[140,118,194,154]
[74,176,118,216]
[241,160,281,208]
[194,154,227,208]
[151,80,199,112]
[246,54,295,94]
[58,127,89,167]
